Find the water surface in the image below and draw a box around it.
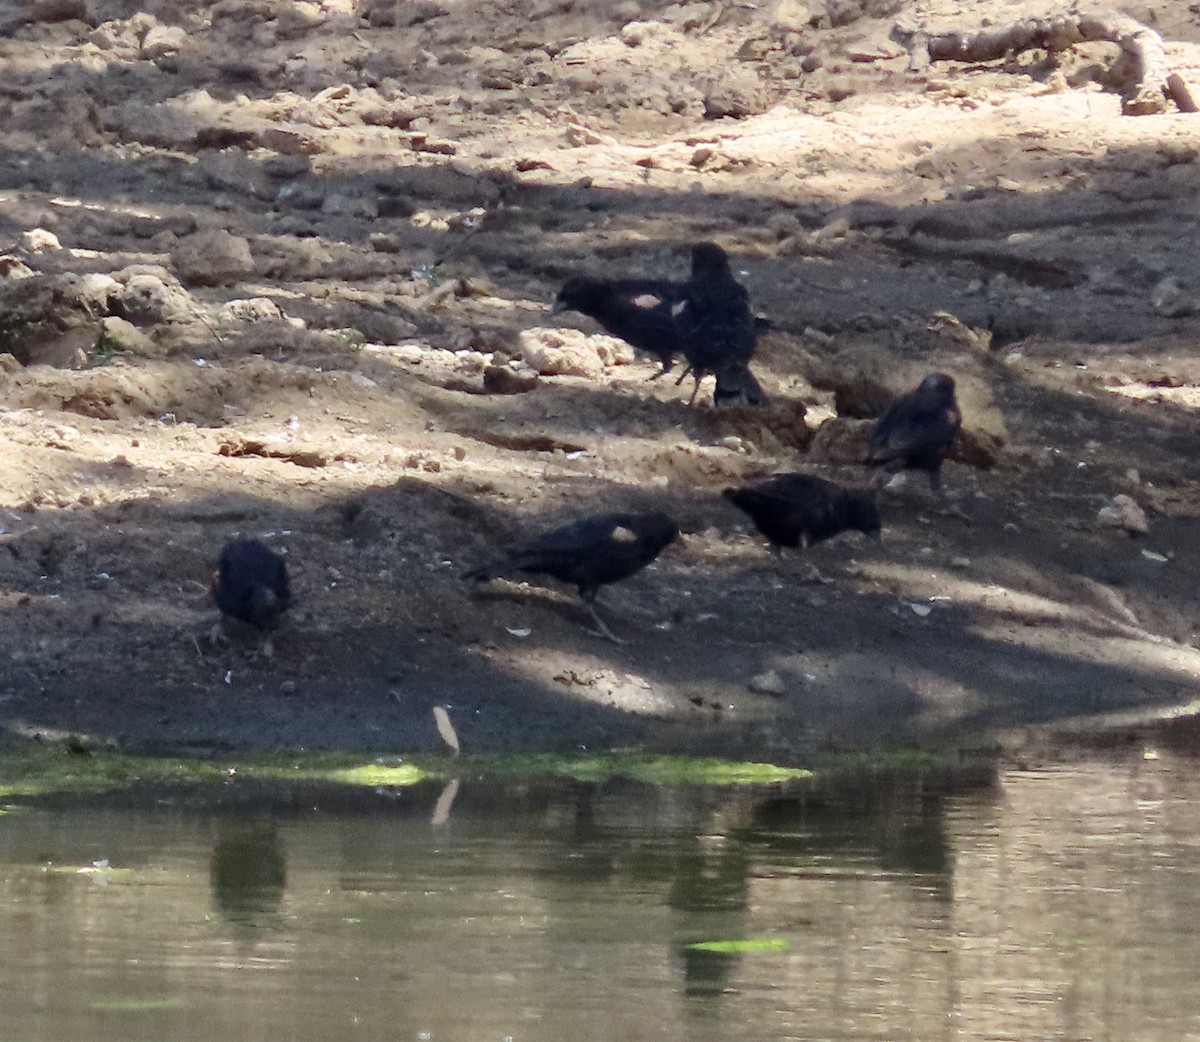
[3,751,1200,1041]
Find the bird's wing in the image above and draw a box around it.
[584,278,688,354]
[528,514,625,554]
[677,278,757,370]
[761,477,834,525]
[869,407,959,462]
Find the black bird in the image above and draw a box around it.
[725,474,881,552]
[551,243,769,405]
[673,242,765,407]
[211,539,291,655]
[551,275,685,375]
[463,512,679,643]
[866,372,962,492]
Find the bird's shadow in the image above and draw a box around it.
[465,580,651,642]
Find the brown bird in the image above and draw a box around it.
[866,373,962,492]
[463,512,679,643]
[211,539,291,656]
[725,474,881,552]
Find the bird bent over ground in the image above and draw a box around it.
[551,274,685,375]
[865,372,962,493]
[462,511,679,643]
[211,539,292,656]
[725,473,881,552]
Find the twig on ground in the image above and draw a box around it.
[891,5,1198,115]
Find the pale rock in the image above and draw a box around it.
[771,0,813,32]
[99,317,160,356]
[127,11,157,38]
[0,256,36,280]
[217,297,284,325]
[140,25,188,59]
[749,669,788,696]
[518,327,633,378]
[89,20,135,51]
[275,1,326,37]
[1097,494,1149,535]
[119,271,196,323]
[619,20,663,46]
[20,228,61,253]
[68,272,119,309]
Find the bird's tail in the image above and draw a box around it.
[714,364,769,407]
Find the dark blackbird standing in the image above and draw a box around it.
[211,539,292,655]
[725,474,881,552]
[674,242,766,407]
[866,372,962,492]
[551,243,769,405]
[463,512,679,643]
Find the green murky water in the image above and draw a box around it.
[3,750,1200,1041]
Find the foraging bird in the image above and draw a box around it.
[725,473,881,551]
[866,373,962,492]
[211,539,291,655]
[551,243,769,405]
[551,274,684,375]
[463,512,679,643]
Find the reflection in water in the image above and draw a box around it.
[2,754,1200,1041]
[668,831,751,1000]
[210,821,287,925]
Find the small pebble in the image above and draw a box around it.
[748,669,787,696]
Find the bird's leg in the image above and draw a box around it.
[647,360,675,381]
[686,370,704,407]
[584,602,628,645]
[579,592,628,645]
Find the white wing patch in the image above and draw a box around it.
[670,300,687,317]
[612,525,637,543]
